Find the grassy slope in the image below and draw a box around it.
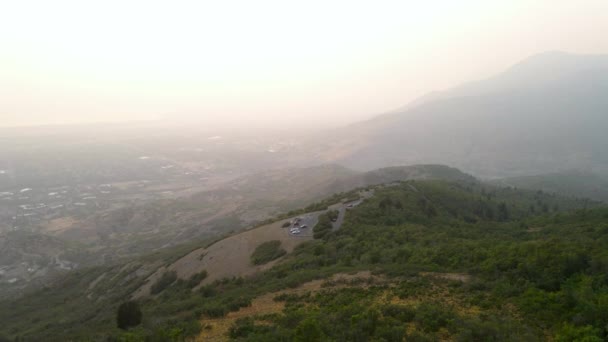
[0,179,605,341]
[201,181,608,341]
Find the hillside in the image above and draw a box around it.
[0,163,467,299]
[492,170,608,202]
[327,164,476,193]
[131,217,314,299]
[0,177,603,341]
[0,231,85,298]
[312,52,608,178]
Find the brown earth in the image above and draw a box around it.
[419,272,471,283]
[45,216,77,233]
[132,217,314,298]
[133,189,375,299]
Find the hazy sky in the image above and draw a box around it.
[1,0,607,127]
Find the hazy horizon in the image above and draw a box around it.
[2,0,608,128]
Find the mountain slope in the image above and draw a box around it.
[0,178,602,341]
[326,164,475,194]
[315,52,608,178]
[0,163,470,299]
[492,170,608,202]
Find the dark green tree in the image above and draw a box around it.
[497,202,510,221]
[295,317,322,342]
[379,196,393,210]
[116,300,143,330]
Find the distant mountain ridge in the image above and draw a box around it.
[388,51,608,113]
[492,170,608,202]
[316,52,608,178]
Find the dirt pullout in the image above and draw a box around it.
[133,218,313,298]
[195,271,378,342]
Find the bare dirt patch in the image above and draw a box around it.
[45,217,78,233]
[420,272,471,283]
[133,218,313,298]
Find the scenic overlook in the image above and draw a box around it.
[1,1,608,341]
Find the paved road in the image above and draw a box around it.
[330,189,374,231]
[330,199,360,231]
[331,207,345,231]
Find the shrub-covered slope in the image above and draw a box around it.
[0,179,605,341]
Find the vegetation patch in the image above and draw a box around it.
[150,270,177,295]
[179,270,208,289]
[251,240,287,265]
[1,180,606,341]
[313,211,336,239]
[116,301,142,330]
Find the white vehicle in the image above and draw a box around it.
[292,229,301,234]
[300,224,307,229]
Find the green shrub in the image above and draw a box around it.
[251,240,287,265]
[185,270,208,289]
[229,317,256,338]
[116,301,142,330]
[151,271,178,295]
[414,303,454,332]
[381,304,415,322]
[313,212,333,239]
[202,304,228,318]
[199,285,217,297]
[555,323,602,342]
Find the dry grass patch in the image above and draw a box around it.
[419,272,471,283]
[195,271,379,341]
[195,292,285,342]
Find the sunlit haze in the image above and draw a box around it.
[4,1,608,337]
[1,0,607,127]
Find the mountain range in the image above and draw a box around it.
[313,51,608,178]
[2,51,608,341]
